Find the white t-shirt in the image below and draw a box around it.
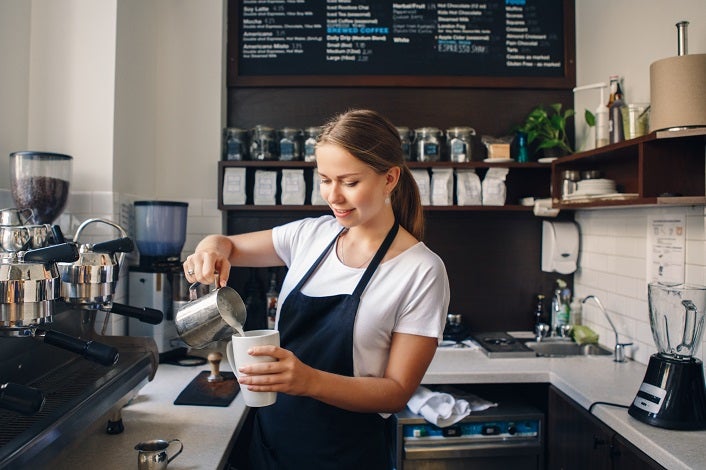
[272,215,450,379]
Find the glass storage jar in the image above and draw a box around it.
[414,127,442,162]
[278,127,303,161]
[250,125,277,161]
[304,126,322,162]
[396,127,412,161]
[445,126,476,162]
[224,127,249,161]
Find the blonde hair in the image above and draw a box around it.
[317,109,425,240]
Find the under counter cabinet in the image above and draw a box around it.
[547,386,665,470]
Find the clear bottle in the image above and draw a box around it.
[266,269,279,329]
[608,76,626,144]
[534,294,546,325]
[570,297,583,326]
[551,279,570,333]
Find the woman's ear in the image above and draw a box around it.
[386,166,401,188]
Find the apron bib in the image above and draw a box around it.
[250,222,399,470]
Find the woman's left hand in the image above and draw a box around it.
[236,346,315,396]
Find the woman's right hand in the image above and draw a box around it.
[182,235,233,287]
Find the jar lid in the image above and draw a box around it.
[414,127,441,135]
[446,126,476,136]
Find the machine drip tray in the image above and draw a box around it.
[0,348,154,468]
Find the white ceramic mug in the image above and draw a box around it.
[226,329,279,407]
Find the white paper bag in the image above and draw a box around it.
[254,170,277,205]
[431,168,453,206]
[411,169,431,206]
[222,167,246,205]
[280,169,305,205]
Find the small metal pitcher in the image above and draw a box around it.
[0,208,33,226]
[135,439,183,470]
[174,273,247,349]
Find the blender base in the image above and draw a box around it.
[629,354,706,430]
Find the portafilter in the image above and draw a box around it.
[58,218,163,330]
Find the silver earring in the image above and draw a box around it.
[385,195,391,204]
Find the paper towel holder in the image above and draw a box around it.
[542,221,580,274]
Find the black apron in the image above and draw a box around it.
[250,222,399,470]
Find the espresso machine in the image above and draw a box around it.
[0,214,159,467]
[128,201,189,358]
[629,283,706,430]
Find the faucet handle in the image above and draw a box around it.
[614,342,633,363]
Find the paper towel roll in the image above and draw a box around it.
[650,53,706,131]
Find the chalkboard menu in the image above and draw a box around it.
[229,0,575,88]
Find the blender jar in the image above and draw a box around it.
[648,283,706,359]
[9,151,72,224]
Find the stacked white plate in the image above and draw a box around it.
[573,178,616,196]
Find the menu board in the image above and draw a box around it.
[231,0,574,87]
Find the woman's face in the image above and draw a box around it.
[315,143,397,229]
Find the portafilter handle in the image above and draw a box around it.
[108,303,163,325]
[0,382,45,415]
[39,329,119,366]
[21,242,79,265]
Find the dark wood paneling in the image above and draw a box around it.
[228,87,574,141]
[227,210,571,332]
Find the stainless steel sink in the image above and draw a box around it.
[524,340,612,357]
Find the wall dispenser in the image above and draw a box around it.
[541,221,579,274]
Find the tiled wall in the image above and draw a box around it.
[0,188,222,335]
[574,206,706,368]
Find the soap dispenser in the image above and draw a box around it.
[541,221,580,274]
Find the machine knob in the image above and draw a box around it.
[507,425,517,435]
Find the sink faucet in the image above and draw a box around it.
[582,295,632,362]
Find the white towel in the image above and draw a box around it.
[407,386,497,428]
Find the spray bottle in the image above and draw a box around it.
[573,82,609,150]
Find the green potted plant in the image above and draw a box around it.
[517,103,575,158]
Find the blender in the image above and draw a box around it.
[629,283,706,430]
[9,151,72,225]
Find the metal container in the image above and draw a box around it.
[561,170,581,199]
[175,275,247,349]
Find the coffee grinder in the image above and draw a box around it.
[128,201,188,357]
[629,283,706,430]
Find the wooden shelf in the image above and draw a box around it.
[219,160,552,212]
[219,204,537,212]
[551,128,706,209]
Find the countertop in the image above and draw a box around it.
[50,343,706,470]
[51,344,247,470]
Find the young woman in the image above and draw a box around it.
[183,109,450,469]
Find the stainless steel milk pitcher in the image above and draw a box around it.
[174,273,247,349]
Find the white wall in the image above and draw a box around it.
[574,0,706,150]
[0,0,223,254]
[0,0,31,193]
[573,0,706,366]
